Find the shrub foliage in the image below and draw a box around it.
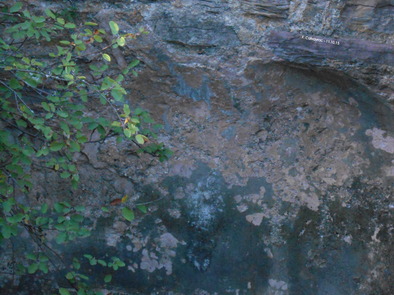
[0,2,171,294]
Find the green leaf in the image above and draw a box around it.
[117,37,126,47]
[55,223,66,231]
[2,198,15,213]
[88,122,98,130]
[98,259,107,266]
[6,213,25,224]
[41,102,50,112]
[101,207,109,212]
[36,147,49,157]
[39,254,49,262]
[64,74,74,81]
[83,254,93,260]
[1,225,17,239]
[135,134,145,144]
[39,261,49,273]
[54,202,64,213]
[10,2,23,13]
[85,22,98,26]
[57,18,65,25]
[102,54,111,62]
[28,263,38,274]
[123,104,131,116]
[71,120,83,130]
[109,21,119,35]
[79,89,88,102]
[22,10,30,18]
[76,134,88,143]
[104,274,112,283]
[74,205,84,212]
[69,141,80,153]
[137,205,147,214]
[116,74,124,83]
[26,253,37,260]
[100,77,115,90]
[16,120,27,128]
[134,107,144,115]
[50,142,64,152]
[73,258,81,270]
[111,88,124,101]
[59,288,71,295]
[129,60,140,68]
[45,8,56,19]
[71,214,83,223]
[57,110,69,118]
[111,121,122,127]
[41,203,48,214]
[79,274,89,281]
[32,16,46,23]
[121,207,134,221]
[9,78,22,90]
[64,23,76,29]
[94,35,103,43]
[56,232,67,244]
[59,123,70,137]
[42,127,53,140]
[65,272,74,280]
[89,258,97,265]
[60,171,71,179]
[36,217,49,226]
[124,129,132,138]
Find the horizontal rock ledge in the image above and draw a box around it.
[268,31,394,66]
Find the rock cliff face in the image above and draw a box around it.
[2,1,393,294]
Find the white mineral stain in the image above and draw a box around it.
[383,165,394,177]
[264,248,274,259]
[269,279,288,290]
[343,235,352,244]
[160,233,179,248]
[140,249,160,273]
[237,203,248,213]
[187,183,224,230]
[371,227,381,242]
[299,191,320,211]
[245,213,266,226]
[234,195,242,203]
[366,128,394,154]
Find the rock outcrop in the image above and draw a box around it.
[1,1,393,294]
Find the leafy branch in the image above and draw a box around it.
[0,2,172,294]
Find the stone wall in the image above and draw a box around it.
[1,1,393,294]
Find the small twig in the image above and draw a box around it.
[0,118,42,139]
[0,12,24,18]
[24,225,79,292]
[1,169,22,189]
[14,37,28,52]
[0,80,35,114]
[31,163,56,171]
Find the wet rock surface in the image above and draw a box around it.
[1,0,393,294]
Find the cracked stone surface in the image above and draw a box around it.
[1,0,393,294]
